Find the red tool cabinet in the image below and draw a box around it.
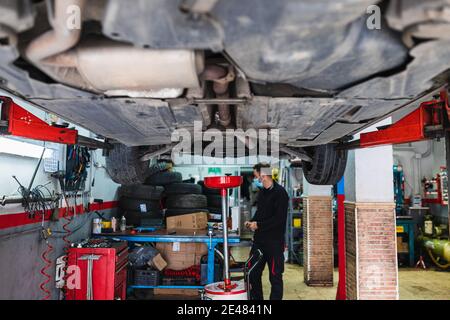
[66,241,128,300]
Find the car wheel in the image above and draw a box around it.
[105,144,151,185]
[303,144,347,185]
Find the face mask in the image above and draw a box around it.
[253,178,263,189]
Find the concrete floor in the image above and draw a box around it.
[258,264,450,300]
[231,247,450,300]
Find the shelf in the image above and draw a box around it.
[129,285,203,289]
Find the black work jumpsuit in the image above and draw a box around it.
[248,181,289,300]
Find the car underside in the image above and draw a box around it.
[1,0,450,185]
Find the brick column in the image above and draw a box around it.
[302,179,333,286]
[303,196,334,286]
[344,118,399,300]
[345,202,398,300]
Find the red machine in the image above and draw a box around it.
[422,167,449,206]
[66,240,128,300]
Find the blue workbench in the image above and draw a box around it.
[97,228,240,289]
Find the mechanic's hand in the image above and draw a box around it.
[245,221,258,231]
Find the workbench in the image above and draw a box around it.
[97,228,240,290]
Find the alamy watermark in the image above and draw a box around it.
[366,4,381,30]
[64,3,382,31]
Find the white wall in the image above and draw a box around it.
[344,118,394,203]
[0,92,119,215]
[393,140,448,224]
[0,92,119,299]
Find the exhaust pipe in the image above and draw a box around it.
[26,0,85,63]
[201,65,235,128]
[25,0,204,96]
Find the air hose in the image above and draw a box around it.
[39,226,53,300]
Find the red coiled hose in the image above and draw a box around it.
[40,240,54,300]
[61,207,73,295]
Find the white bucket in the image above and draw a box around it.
[203,281,248,300]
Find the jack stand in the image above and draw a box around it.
[415,256,427,269]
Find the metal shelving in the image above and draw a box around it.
[282,166,303,265]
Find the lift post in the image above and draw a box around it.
[0,97,111,149]
[335,89,450,299]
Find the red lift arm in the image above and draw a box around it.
[342,90,450,149]
[0,97,77,144]
[0,97,110,149]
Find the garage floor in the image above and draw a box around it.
[265,265,450,300]
[232,248,450,300]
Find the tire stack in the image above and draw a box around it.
[144,171,209,222]
[118,185,164,227]
[198,181,222,221]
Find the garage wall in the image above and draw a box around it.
[393,140,448,225]
[0,96,120,299]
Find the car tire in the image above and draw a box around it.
[303,144,347,185]
[119,197,161,212]
[197,181,220,195]
[207,207,223,214]
[166,194,207,209]
[105,144,151,185]
[207,195,223,208]
[118,185,163,201]
[164,183,202,195]
[144,171,182,186]
[123,210,163,227]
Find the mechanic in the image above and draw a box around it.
[245,163,289,300]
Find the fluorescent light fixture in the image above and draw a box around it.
[0,137,54,159]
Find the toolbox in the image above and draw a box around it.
[66,239,128,300]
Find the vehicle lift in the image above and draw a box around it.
[0,96,111,150]
[335,88,450,300]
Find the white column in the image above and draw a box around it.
[344,118,394,202]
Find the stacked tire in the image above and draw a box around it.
[198,181,223,220]
[119,184,164,227]
[144,171,208,222]
[164,183,208,218]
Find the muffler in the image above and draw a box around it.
[24,0,204,97]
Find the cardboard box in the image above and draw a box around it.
[166,212,208,230]
[156,242,207,270]
[147,253,167,271]
[397,237,409,253]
